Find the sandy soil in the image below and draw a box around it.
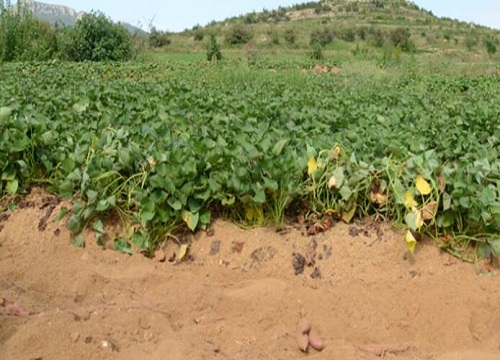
[1,189,499,360]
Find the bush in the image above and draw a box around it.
[148,27,171,48]
[310,27,334,46]
[194,30,204,42]
[267,28,280,45]
[367,27,385,47]
[284,27,298,45]
[484,37,498,57]
[389,27,414,52]
[225,24,254,45]
[60,11,132,61]
[338,28,356,42]
[465,35,478,51]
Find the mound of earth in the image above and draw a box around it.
[1,189,499,359]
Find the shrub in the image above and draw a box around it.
[309,42,324,60]
[367,27,385,47]
[60,11,132,61]
[310,27,334,46]
[225,24,254,45]
[148,27,171,48]
[267,28,280,45]
[194,30,204,42]
[206,34,222,61]
[389,27,414,52]
[484,37,498,57]
[338,28,356,42]
[284,27,298,45]
[465,35,478,51]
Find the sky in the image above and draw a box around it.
[37,0,500,32]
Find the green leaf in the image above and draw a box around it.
[93,219,104,234]
[166,196,182,211]
[489,238,500,257]
[86,190,98,205]
[132,231,148,249]
[73,101,89,113]
[6,180,18,195]
[200,210,211,226]
[339,185,352,201]
[477,242,490,259]
[55,207,69,221]
[272,139,288,156]
[222,195,235,206]
[141,211,155,224]
[60,157,76,174]
[41,131,55,146]
[442,192,452,211]
[67,214,84,234]
[252,188,266,204]
[73,234,85,248]
[332,167,345,189]
[7,203,16,212]
[114,237,133,255]
[0,106,13,121]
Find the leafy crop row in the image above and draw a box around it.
[0,61,498,259]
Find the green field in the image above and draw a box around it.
[0,58,498,259]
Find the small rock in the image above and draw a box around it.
[144,331,154,342]
[206,228,215,237]
[84,336,92,344]
[210,240,221,256]
[70,333,80,343]
[297,333,309,353]
[298,318,311,334]
[80,252,90,261]
[349,226,360,237]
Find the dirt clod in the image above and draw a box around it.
[310,267,322,279]
[292,252,306,275]
[210,240,221,255]
[232,241,244,253]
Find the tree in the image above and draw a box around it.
[60,11,132,62]
[225,24,254,45]
[206,34,221,61]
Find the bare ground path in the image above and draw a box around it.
[1,190,499,359]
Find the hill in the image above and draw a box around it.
[19,0,144,34]
[167,0,499,66]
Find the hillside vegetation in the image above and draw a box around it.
[160,0,499,74]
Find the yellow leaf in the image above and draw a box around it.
[245,206,255,221]
[178,244,189,261]
[307,157,318,176]
[414,209,424,230]
[341,202,357,223]
[331,146,341,161]
[404,230,417,254]
[405,191,418,209]
[328,175,338,189]
[416,176,431,196]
